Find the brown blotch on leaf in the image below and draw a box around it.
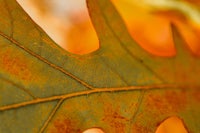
[102,103,128,132]
[0,51,33,81]
[193,90,200,102]
[132,124,150,133]
[146,90,187,114]
[165,90,187,111]
[53,118,81,133]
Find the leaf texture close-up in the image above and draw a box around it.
[0,0,200,133]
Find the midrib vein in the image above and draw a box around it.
[0,84,179,111]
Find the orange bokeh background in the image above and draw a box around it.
[17,0,200,56]
[113,0,200,56]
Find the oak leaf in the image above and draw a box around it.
[0,0,199,133]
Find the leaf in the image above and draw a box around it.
[0,0,199,132]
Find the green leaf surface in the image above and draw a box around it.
[0,0,200,132]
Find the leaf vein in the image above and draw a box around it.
[3,0,14,38]
[100,56,129,85]
[95,0,165,83]
[0,31,94,90]
[0,84,180,111]
[39,99,64,133]
[0,75,36,99]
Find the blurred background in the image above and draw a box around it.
[16,0,198,132]
[17,0,98,55]
[16,0,200,56]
